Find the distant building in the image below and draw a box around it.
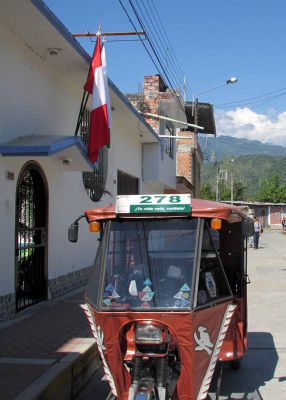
[222,201,286,228]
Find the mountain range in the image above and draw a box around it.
[200,135,286,160]
[201,135,286,200]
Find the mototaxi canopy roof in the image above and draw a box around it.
[85,198,246,224]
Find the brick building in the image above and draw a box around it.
[128,75,216,197]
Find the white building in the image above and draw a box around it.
[0,0,181,320]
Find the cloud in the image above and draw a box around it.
[215,108,286,146]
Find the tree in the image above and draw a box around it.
[201,183,216,200]
[219,182,231,201]
[256,173,286,202]
[233,181,246,200]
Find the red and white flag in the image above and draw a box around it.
[84,36,111,163]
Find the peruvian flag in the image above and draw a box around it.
[84,36,111,163]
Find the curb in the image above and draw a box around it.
[14,338,101,400]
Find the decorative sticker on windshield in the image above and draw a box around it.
[174,291,185,300]
[144,278,152,286]
[205,272,217,298]
[180,283,191,292]
[129,280,138,296]
[143,285,152,292]
[111,290,120,299]
[140,291,154,302]
[105,283,114,292]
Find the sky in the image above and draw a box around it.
[45,0,286,146]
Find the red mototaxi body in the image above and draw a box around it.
[84,199,248,400]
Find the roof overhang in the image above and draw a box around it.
[185,102,216,136]
[0,135,95,171]
[0,0,160,146]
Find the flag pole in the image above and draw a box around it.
[75,90,89,136]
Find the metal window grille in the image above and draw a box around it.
[15,165,47,311]
[165,124,174,159]
[80,109,108,202]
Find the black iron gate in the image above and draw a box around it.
[15,164,47,311]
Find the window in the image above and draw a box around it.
[100,219,199,311]
[196,223,232,307]
[160,119,175,159]
[165,123,175,159]
[80,109,108,202]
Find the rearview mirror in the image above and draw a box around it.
[242,218,254,237]
[68,222,79,243]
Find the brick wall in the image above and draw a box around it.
[0,293,16,321]
[48,266,92,299]
[143,75,166,131]
[177,132,195,178]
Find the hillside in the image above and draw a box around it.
[200,135,286,160]
[202,154,286,200]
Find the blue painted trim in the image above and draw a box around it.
[0,136,95,169]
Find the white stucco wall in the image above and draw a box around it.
[0,23,80,142]
[0,13,176,304]
[0,20,146,297]
[142,143,176,189]
[0,21,95,295]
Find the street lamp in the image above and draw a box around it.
[192,76,238,127]
[194,77,238,99]
[191,77,238,200]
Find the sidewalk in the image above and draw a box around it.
[0,290,99,400]
[218,230,286,399]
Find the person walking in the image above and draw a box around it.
[253,216,262,249]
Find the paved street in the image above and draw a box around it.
[76,230,286,400]
[212,229,286,399]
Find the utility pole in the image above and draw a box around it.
[216,167,220,202]
[230,172,234,205]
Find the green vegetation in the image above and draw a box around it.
[257,174,286,202]
[202,155,286,202]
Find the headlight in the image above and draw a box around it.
[135,323,163,343]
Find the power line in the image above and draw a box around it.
[127,0,186,113]
[134,0,185,98]
[146,0,193,98]
[118,0,191,114]
[117,0,171,94]
[215,87,286,109]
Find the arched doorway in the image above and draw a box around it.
[15,162,48,311]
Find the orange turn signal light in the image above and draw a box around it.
[89,221,100,233]
[211,218,222,230]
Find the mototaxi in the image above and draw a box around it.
[69,194,254,400]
